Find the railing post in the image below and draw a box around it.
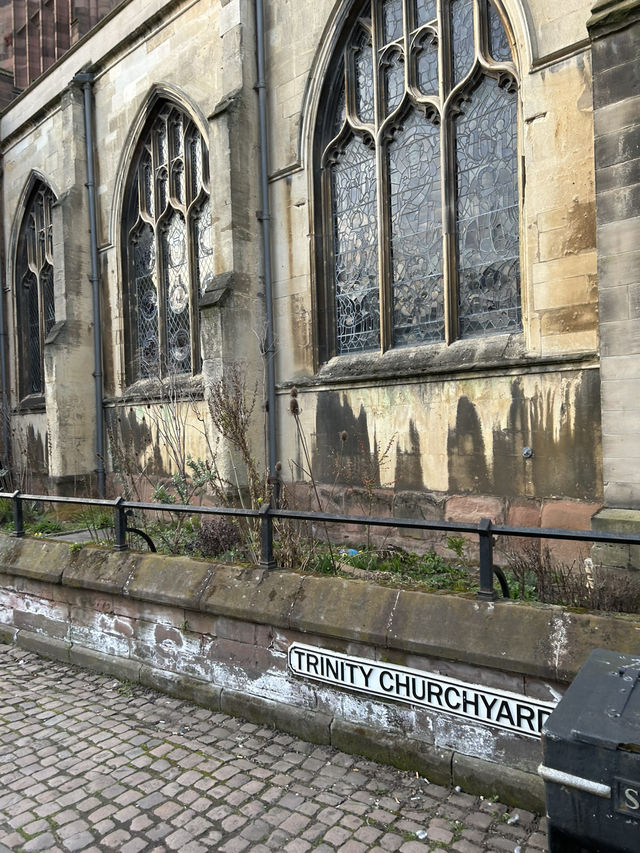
[11,490,24,538]
[259,502,276,569]
[477,517,497,601]
[268,474,281,510]
[113,497,128,551]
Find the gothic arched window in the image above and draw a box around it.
[123,101,213,381]
[315,0,520,360]
[15,182,56,398]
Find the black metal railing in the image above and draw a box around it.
[3,489,640,602]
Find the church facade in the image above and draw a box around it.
[1,0,639,554]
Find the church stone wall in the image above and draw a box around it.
[0,0,610,530]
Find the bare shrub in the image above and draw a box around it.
[206,366,264,510]
[197,516,243,558]
[505,541,640,613]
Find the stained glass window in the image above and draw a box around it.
[124,102,211,380]
[318,0,520,358]
[389,110,443,345]
[15,182,56,397]
[331,136,380,352]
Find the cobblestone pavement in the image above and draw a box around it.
[0,645,548,853]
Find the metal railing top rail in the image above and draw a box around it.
[2,489,640,601]
[3,490,640,545]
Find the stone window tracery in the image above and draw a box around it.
[316,0,520,360]
[15,182,56,398]
[124,102,212,381]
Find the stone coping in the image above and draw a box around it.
[1,535,639,685]
[588,0,640,36]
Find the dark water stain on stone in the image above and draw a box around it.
[314,391,376,486]
[448,396,492,494]
[447,373,602,500]
[395,419,424,490]
[105,407,166,478]
[26,424,47,474]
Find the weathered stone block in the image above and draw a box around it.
[591,541,634,569]
[13,608,69,640]
[388,592,577,681]
[452,754,544,813]
[629,282,640,318]
[330,718,452,786]
[599,246,640,286]
[0,539,64,584]
[199,566,304,630]
[597,182,640,226]
[220,688,332,744]
[69,646,141,682]
[16,630,71,662]
[593,56,640,110]
[211,615,256,644]
[596,155,640,195]
[139,665,222,710]
[183,611,217,636]
[392,491,445,540]
[289,575,397,646]
[605,481,640,509]
[600,318,640,357]
[202,635,258,671]
[591,506,640,569]
[506,499,542,530]
[598,284,630,322]
[111,598,181,626]
[590,4,640,56]
[595,124,640,170]
[445,496,505,524]
[68,624,131,658]
[540,500,603,564]
[125,555,215,608]
[131,638,209,682]
[524,675,566,704]
[592,506,640,534]
[540,304,599,336]
[62,548,139,594]
[68,606,136,638]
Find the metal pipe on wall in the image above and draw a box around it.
[73,71,106,498]
[255,0,278,499]
[0,164,10,471]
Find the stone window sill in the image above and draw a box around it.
[286,334,598,389]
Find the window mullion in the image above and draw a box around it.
[321,162,337,363]
[186,203,200,376]
[440,0,458,344]
[36,199,48,390]
[376,148,392,352]
[373,5,392,353]
[156,222,168,378]
[185,133,200,376]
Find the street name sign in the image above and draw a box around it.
[289,642,556,738]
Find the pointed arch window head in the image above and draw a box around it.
[124,101,212,381]
[16,182,56,399]
[317,0,520,360]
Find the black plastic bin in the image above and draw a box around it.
[540,648,640,852]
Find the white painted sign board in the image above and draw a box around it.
[289,642,557,738]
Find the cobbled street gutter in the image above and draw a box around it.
[1,536,639,812]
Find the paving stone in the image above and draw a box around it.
[337,841,368,853]
[61,830,96,851]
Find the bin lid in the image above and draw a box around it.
[544,649,640,751]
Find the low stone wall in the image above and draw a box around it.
[1,536,638,811]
